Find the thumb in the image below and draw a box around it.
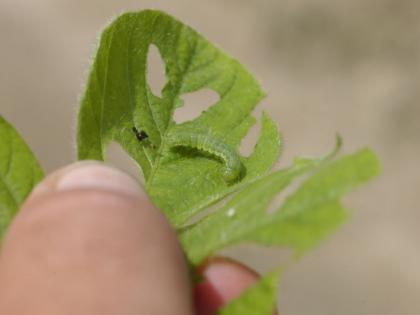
[0,162,193,315]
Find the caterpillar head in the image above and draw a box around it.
[222,163,245,184]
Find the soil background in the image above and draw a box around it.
[1,1,419,314]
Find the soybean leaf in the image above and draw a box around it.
[218,270,280,315]
[0,116,44,239]
[248,148,380,253]
[216,149,378,315]
[181,148,380,265]
[77,10,281,226]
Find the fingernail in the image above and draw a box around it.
[54,162,142,197]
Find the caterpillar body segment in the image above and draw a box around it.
[167,132,244,183]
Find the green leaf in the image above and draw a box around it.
[77,10,281,226]
[0,116,44,238]
[75,9,381,315]
[218,270,280,315]
[249,148,380,253]
[181,148,380,265]
[180,154,323,265]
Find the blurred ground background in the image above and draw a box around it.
[1,0,419,314]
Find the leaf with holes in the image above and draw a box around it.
[76,9,380,314]
[77,10,281,226]
[181,148,380,266]
[0,116,44,239]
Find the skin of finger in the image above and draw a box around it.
[0,190,194,315]
[195,257,278,315]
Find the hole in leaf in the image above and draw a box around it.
[239,107,264,156]
[266,172,309,215]
[106,141,144,184]
[174,88,219,123]
[147,44,166,97]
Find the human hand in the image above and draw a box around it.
[0,162,265,315]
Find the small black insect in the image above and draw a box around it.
[132,127,148,141]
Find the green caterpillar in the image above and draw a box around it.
[167,131,244,183]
